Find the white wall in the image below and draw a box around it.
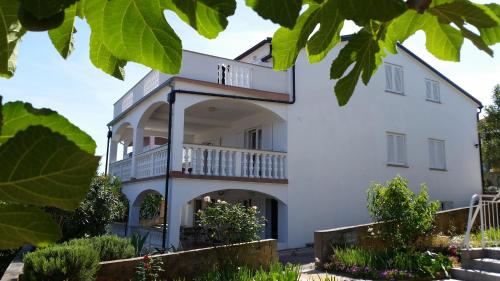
[283,44,482,248]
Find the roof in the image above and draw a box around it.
[236,35,482,107]
[234,37,271,61]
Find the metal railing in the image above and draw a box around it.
[464,192,500,248]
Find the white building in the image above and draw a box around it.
[107,37,482,250]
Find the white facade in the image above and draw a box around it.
[108,39,482,250]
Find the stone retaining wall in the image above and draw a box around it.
[96,239,277,281]
[314,207,473,266]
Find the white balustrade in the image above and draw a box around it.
[182,144,287,180]
[109,158,132,181]
[134,145,169,179]
[218,63,252,88]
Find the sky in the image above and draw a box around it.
[0,0,499,167]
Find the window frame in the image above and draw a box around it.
[384,63,405,95]
[428,138,447,171]
[386,132,408,167]
[425,78,441,103]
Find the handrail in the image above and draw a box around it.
[464,192,500,249]
[183,143,287,155]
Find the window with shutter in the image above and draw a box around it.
[425,79,440,103]
[429,139,446,170]
[384,63,404,94]
[387,132,407,166]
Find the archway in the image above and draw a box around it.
[128,189,165,249]
[136,101,170,154]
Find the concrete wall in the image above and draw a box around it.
[314,207,473,265]
[96,239,277,281]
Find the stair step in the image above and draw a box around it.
[463,258,500,273]
[451,268,500,281]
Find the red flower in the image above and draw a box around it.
[143,254,150,261]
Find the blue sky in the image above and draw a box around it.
[1,0,499,167]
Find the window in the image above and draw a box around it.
[429,139,446,170]
[384,63,404,94]
[387,132,407,166]
[425,79,440,102]
[245,128,262,150]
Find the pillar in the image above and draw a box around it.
[131,125,144,178]
[170,101,185,171]
[166,185,183,250]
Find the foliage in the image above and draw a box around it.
[366,176,440,249]
[131,232,150,257]
[134,254,164,281]
[140,193,163,219]
[23,244,99,281]
[0,0,498,106]
[176,262,300,281]
[479,84,500,177]
[65,235,135,261]
[197,199,265,245]
[326,247,452,279]
[48,175,128,240]
[0,99,99,249]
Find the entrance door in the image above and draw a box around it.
[245,128,262,150]
[265,199,278,239]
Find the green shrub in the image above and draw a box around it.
[140,193,163,219]
[66,235,135,261]
[23,245,99,281]
[197,198,265,245]
[328,247,452,279]
[367,175,439,249]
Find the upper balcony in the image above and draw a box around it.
[113,50,289,118]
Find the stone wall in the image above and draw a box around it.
[314,207,473,266]
[96,239,277,281]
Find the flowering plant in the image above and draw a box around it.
[133,254,164,281]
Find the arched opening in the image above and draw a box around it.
[137,101,170,153]
[128,189,165,249]
[112,122,133,162]
[179,189,287,250]
[182,99,288,179]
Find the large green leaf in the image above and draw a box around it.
[461,26,493,56]
[429,0,498,28]
[0,101,96,154]
[246,0,302,29]
[272,5,321,70]
[306,0,344,63]
[84,0,126,79]
[480,3,500,45]
[48,4,77,59]
[19,0,76,19]
[338,0,406,26]
[85,0,182,75]
[0,204,61,249]
[0,0,26,78]
[163,0,236,39]
[0,126,99,210]
[385,10,429,53]
[330,31,386,106]
[422,13,464,61]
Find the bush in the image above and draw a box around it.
[66,235,135,261]
[197,198,265,245]
[327,247,452,279]
[23,245,99,281]
[48,175,128,240]
[367,175,439,249]
[140,193,163,219]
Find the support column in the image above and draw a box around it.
[131,126,144,178]
[109,140,118,163]
[170,101,185,172]
[166,185,183,250]
[128,204,140,235]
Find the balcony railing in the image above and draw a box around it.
[113,50,289,118]
[109,144,287,182]
[182,144,287,179]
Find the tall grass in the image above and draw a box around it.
[177,262,300,281]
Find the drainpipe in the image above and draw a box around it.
[104,126,112,176]
[477,106,485,192]
[161,65,297,250]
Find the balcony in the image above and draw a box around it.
[113,50,289,118]
[109,144,287,182]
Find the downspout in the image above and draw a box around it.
[161,65,296,250]
[162,90,176,251]
[477,106,485,191]
[104,126,112,176]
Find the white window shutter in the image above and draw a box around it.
[385,64,393,91]
[432,81,440,102]
[429,140,436,168]
[396,135,405,164]
[394,66,403,93]
[387,134,395,163]
[425,80,432,99]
